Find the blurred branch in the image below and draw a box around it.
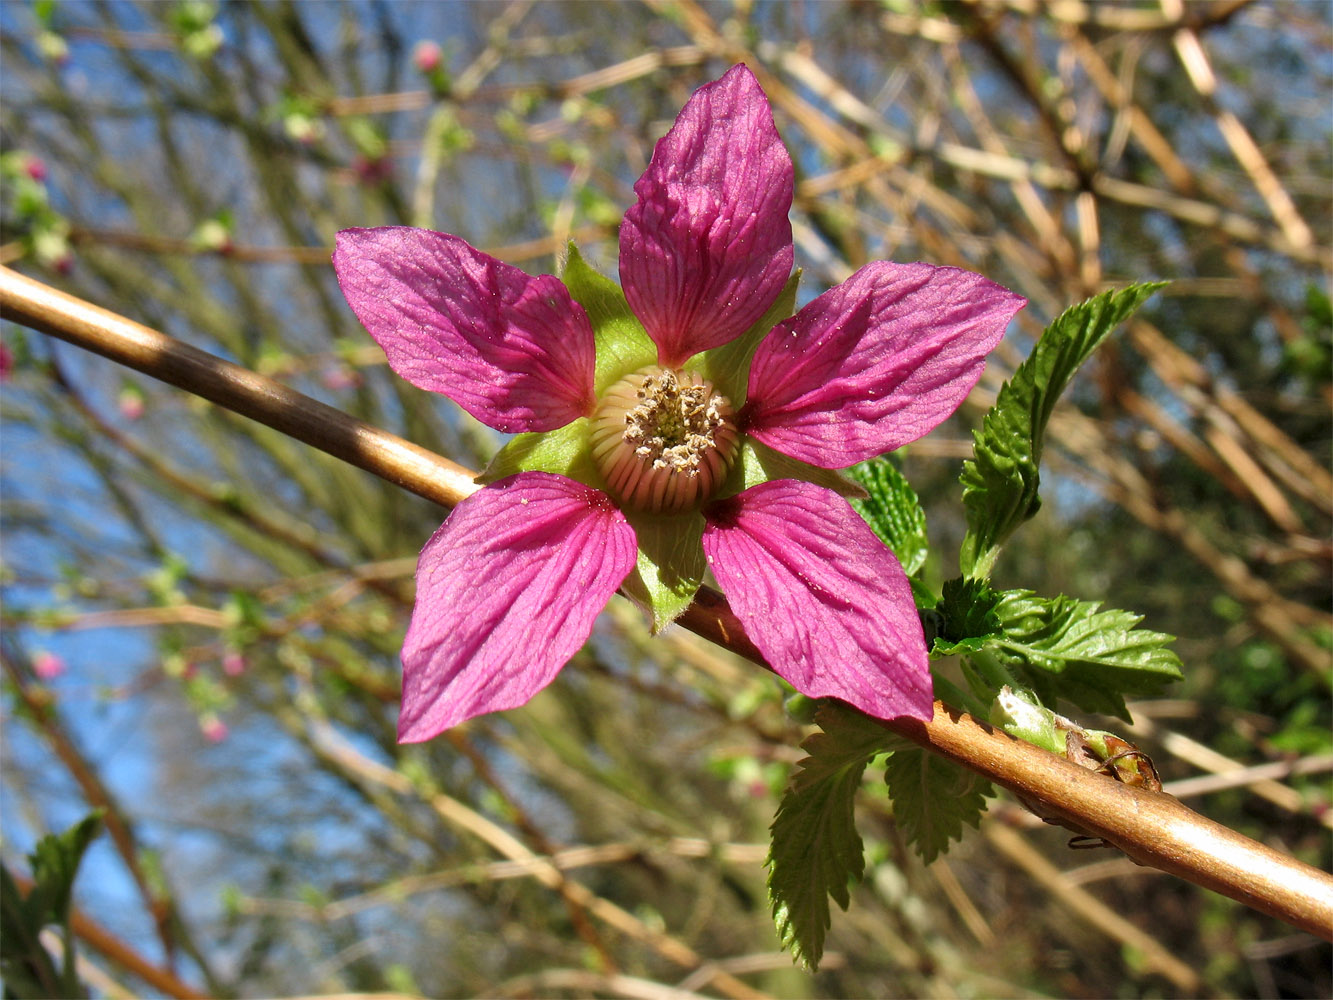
[1170,23,1314,249]
[55,224,611,267]
[0,646,219,992]
[324,45,707,114]
[300,716,771,1000]
[1164,753,1333,803]
[240,837,766,922]
[1129,714,1333,827]
[983,823,1201,992]
[10,875,207,1000]
[493,968,712,1000]
[5,266,1331,941]
[1052,406,1332,677]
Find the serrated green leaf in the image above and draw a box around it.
[959,283,1166,579]
[475,419,601,486]
[990,589,1184,720]
[847,456,928,576]
[619,509,705,632]
[561,242,655,394]
[768,703,904,971]
[931,577,1004,656]
[695,270,800,406]
[1,865,62,1000]
[934,635,994,657]
[27,813,102,928]
[884,748,992,864]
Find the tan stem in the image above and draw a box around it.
[3,264,1330,940]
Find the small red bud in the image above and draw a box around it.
[412,40,443,74]
[34,651,65,680]
[201,716,228,743]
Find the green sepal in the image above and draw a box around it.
[561,242,655,394]
[720,437,867,501]
[694,270,800,406]
[475,418,603,488]
[619,508,706,633]
[847,456,929,576]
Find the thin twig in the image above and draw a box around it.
[984,824,1200,991]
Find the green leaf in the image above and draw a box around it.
[883,748,992,865]
[27,813,102,929]
[931,577,1004,656]
[1,866,62,1000]
[475,419,601,486]
[723,437,866,501]
[990,590,1184,720]
[695,270,800,406]
[1,812,102,1000]
[561,242,655,394]
[959,283,1166,579]
[768,704,904,971]
[619,509,705,632]
[847,456,928,576]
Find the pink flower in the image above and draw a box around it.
[33,651,65,680]
[118,386,145,420]
[352,155,392,186]
[200,715,228,743]
[222,651,246,676]
[320,363,361,391]
[412,40,443,75]
[334,65,1025,742]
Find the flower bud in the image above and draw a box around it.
[412,40,443,74]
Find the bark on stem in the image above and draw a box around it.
[4,265,1330,940]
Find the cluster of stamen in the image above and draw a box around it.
[590,366,739,513]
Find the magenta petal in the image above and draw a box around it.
[334,227,595,432]
[620,64,794,367]
[702,480,932,721]
[399,472,637,741]
[746,262,1026,467]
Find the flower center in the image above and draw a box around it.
[589,366,739,513]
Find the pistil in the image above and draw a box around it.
[590,366,739,513]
